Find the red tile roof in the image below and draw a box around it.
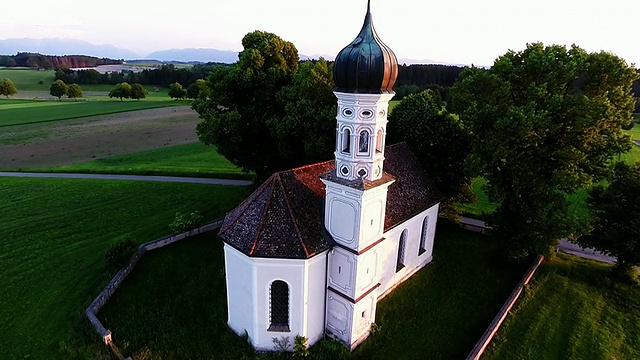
[219,142,443,259]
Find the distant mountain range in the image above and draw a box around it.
[0,38,466,66]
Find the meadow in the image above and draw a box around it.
[0,99,185,127]
[485,253,640,359]
[0,177,248,359]
[0,68,176,101]
[34,142,252,179]
[98,222,527,359]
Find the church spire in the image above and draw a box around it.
[333,0,398,94]
[331,1,398,182]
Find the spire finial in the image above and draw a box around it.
[367,0,371,14]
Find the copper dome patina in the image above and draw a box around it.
[333,1,398,94]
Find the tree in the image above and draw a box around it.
[66,83,83,101]
[577,162,640,281]
[450,43,638,261]
[130,83,147,100]
[186,79,208,99]
[108,82,132,101]
[0,78,17,98]
[168,82,187,100]
[49,79,68,101]
[268,58,336,167]
[387,89,475,220]
[194,30,302,180]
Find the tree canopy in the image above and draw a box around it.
[194,31,335,181]
[109,82,132,101]
[578,162,640,281]
[130,83,147,100]
[0,78,17,98]
[450,43,638,260]
[388,89,474,220]
[186,79,208,100]
[66,83,82,101]
[168,82,187,100]
[49,79,68,101]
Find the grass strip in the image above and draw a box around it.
[0,177,248,359]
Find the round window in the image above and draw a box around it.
[342,108,354,117]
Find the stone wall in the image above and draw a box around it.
[85,219,223,348]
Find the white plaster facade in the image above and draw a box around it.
[224,244,328,350]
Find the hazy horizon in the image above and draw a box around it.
[2,0,638,67]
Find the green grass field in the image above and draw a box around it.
[0,68,179,101]
[34,142,252,179]
[0,177,248,359]
[485,253,640,359]
[98,222,527,359]
[0,68,56,90]
[0,99,184,127]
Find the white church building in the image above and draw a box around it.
[218,2,443,351]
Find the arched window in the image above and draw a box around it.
[359,130,369,153]
[268,280,290,332]
[419,216,429,255]
[376,129,384,153]
[342,129,351,154]
[396,229,407,272]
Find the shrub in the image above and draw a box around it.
[169,210,204,233]
[293,335,309,358]
[105,238,137,268]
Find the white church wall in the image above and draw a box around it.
[248,253,328,351]
[224,244,255,340]
[305,251,329,345]
[377,203,440,299]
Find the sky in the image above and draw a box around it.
[1,0,639,67]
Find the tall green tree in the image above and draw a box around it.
[49,79,68,101]
[194,30,302,180]
[186,79,209,99]
[450,43,638,260]
[0,78,17,98]
[578,162,640,281]
[388,89,475,220]
[168,82,187,100]
[269,58,336,167]
[66,83,83,101]
[130,83,147,100]
[109,82,132,101]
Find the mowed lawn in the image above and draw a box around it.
[36,142,252,179]
[98,223,527,359]
[0,177,248,359]
[485,253,640,359]
[0,99,183,127]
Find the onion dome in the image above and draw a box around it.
[333,1,398,94]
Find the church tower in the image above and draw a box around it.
[321,0,398,349]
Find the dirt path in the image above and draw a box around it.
[0,106,202,168]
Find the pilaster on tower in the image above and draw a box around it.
[323,0,399,350]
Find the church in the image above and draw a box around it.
[218,1,443,351]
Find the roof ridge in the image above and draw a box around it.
[249,176,277,255]
[277,173,310,258]
[289,158,334,173]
